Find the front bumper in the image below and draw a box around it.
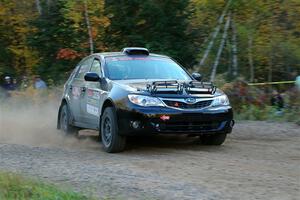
[117,105,234,135]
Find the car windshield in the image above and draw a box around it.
[105,56,191,80]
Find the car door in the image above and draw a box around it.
[70,58,93,123]
[81,57,105,127]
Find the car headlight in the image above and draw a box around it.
[212,95,230,106]
[128,95,165,107]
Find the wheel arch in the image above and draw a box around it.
[57,99,68,129]
[100,98,117,117]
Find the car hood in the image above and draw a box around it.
[111,79,220,98]
[113,79,182,92]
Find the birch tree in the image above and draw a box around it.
[210,14,231,82]
[231,16,238,77]
[248,35,254,82]
[199,0,232,67]
[64,0,109,54]
[35,0,42,15]
[84,0,94,54]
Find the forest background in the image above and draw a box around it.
[1,0,300,122]
[0,0,299,83]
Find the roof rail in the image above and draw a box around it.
[122,47,149,56]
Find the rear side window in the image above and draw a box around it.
[75,58,93,79]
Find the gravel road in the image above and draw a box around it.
[0,119,299,200]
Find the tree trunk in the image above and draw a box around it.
[84,0,94,54]
[226,39,232,75]
[199,0,232,67]
[47,0,52,7]
[268,55,273,83]
[231,16,238,77]
[248,35,254,82]
[210,14,231,82]
[35,0,42,15]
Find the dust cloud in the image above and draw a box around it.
[0,98,100,150]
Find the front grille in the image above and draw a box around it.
[163,100,212,109]
[158,121,221,132]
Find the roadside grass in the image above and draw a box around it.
[0,172,96,200]
[235,105,300,124]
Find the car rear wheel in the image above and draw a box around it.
[200,133,227,145]
[60,104,78,135]
[101,107,126,153]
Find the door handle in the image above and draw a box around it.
[81,87,86,92]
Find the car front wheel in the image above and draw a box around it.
[101,107,126,153]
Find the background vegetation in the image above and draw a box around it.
[0,0,299,83]
[0,0,299,121]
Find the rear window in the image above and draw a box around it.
[104,56,191,81]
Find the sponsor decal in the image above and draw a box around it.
[87,98,98,106]
[160,115,170,121]
[87,104,99,116]
[87,89,100,100]
[87,89,93,97]
[72,87,80,99]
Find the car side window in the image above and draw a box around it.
[90,59,102,76]
[75,58,93,79]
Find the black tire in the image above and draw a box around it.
[200,133,227,145]
[59,104,78,135]
[101,107,126,153]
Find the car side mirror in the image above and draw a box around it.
[84,72,100,82]
[192,72,202,81]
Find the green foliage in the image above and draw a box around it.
[191,0,300,81]
[236,104,300,124]
[28,0,85,81]
[104,0,196,67]
[221,77,300,123]
[65,0,109,51]
[0,0,299,84]
[0,0,39,77]
[236,105,275,121]
[233,0,300,82]
[0,172,95,200]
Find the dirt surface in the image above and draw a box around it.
[0,103,299,199]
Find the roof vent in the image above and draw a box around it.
[122,47,149,56]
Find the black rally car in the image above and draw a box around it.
[57,47,234,153]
